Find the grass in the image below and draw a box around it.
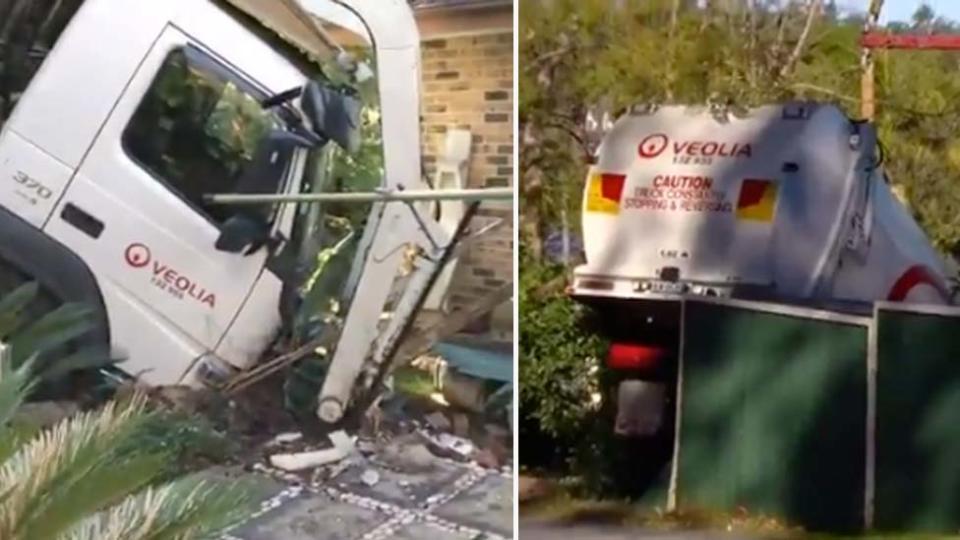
[523,489,792,534]
[520,476,960,539]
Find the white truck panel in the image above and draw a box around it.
[39,19,306,382]
[171,1,307,94]
[0,130,73,228]
[43,174,248,349]
[7,0,173,170]
[216,272,284,371]
[828,171,951,304]
[98,280,207,385]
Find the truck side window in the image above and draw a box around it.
[122,48,282,225]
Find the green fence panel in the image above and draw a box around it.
[676,300,868,532]
[875,307,960,532]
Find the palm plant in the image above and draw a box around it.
[0,283,256,540]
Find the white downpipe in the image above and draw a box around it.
[423,129,470,311]
[307,0,427,424]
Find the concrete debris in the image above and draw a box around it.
[361,468,380,487]
[429,392,450,407]
[419,429,475,463]
[436,433,474,457]
[440,368,487,413]
[269,430,356,472]
[267,432,304,447]
[425,411,451,432]
[380,436,441,474]
[356,439,378,455]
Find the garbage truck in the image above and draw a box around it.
[570,102,958,442]
[0,0,504,425]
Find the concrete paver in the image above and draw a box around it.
[234,492,389,540]
[335,459,467,509]
[391,521,476,540]
[435,474,513,537]
[226,443,513,540]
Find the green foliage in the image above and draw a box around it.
[0,287,254,540]
[521,0,960,258]
[392,366,436,398]
[519,256,604,442]
[281,48,385,419]
[114,410,238,482]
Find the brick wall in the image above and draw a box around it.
[419,31,514,329]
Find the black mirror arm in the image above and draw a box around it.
[243,238,268,257]
[261,86,303,109]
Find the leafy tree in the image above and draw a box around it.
[912,3,935,29]
[520,0,960,259]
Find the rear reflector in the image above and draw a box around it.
[577,279,614,291]
[606,343,667,370]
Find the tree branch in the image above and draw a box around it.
[779,0,823,79]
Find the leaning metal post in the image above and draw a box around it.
[204,187,513,206]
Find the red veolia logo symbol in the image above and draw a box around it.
[638,133,670,159]
[125,243,151,268]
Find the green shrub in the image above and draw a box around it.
[519,256,605,468]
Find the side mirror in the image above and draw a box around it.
[215,215,271,255]
[300,81,361,153]
[212,129,315,254]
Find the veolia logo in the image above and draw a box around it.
[123,242,216,309]
[124,243,151,268]
[638,134,670,158]
[638,133,753,160]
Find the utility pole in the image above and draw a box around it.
[860,0,884,120]
[860,0,960,122]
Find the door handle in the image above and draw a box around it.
[61,203,104,239]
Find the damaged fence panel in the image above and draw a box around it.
[874,303,960,532]
[673,298,868,533]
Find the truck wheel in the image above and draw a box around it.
[0,260,113,401]
[597,376,677,498]
[601,424,675,499]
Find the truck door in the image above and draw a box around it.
[43,26,293,383]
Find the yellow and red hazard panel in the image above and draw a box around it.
[736,179,778,222]
[586,172,626,214]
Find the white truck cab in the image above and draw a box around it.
[0,0,440,424]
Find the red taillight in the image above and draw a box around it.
[606,343,667,371]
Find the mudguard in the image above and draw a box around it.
[0,205,110,353]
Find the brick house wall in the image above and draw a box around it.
[415,5,514,331]
[420,33,514,316]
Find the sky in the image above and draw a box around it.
[835,0,960,23]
